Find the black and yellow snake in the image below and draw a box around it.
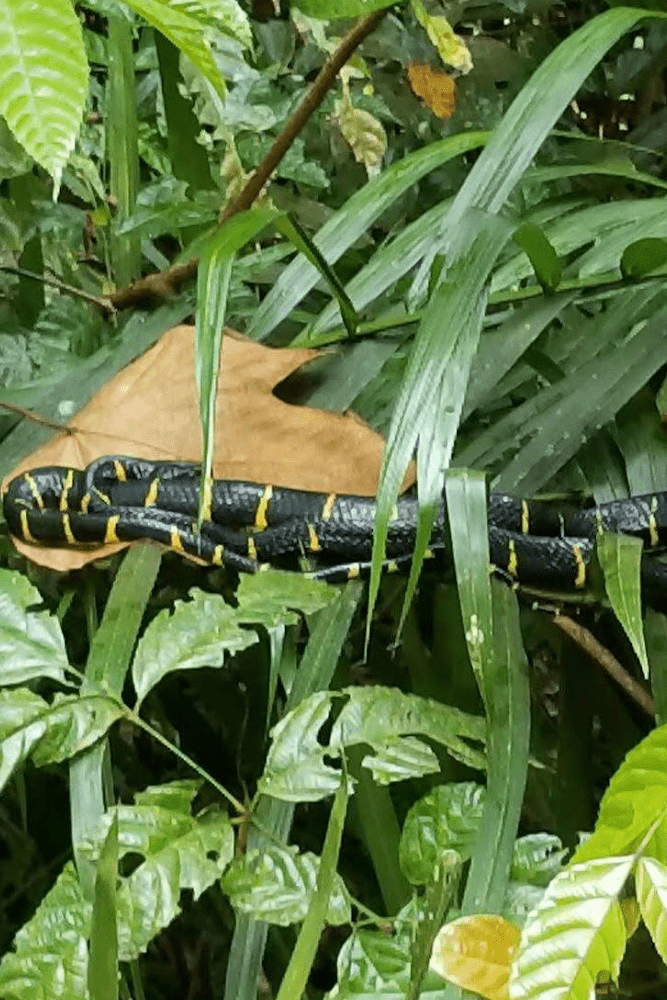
[4,455,667,607]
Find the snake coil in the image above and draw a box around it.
[4,456,667,608]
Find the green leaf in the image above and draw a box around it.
[132,576,336,706]
[399,783,486,885]
[165,0,251,47]
[259,687,485,801]
[196,207,278,524]
[236,569,337,627]
[0,0,88,194]
[289,0,393,18]
[0,863,90,999]
[0,689,123,792]
[124,0,226,92]
[597,533,649,678]
[276,782,348,1000]
[224,586,360,1000]
[0,568,69,686]
[621,237,667,279]
[275,214,359,335]
[573,724,667,864]
[511,834,567,888]
[88,816,119,1000]
[513,222,562,292]
[132,589,259,706]
[71,544,161,897]
[446,470,493,706]
[249,132,488,342]
[465,291,667,495]
[509,857,632,1000]
[330,918,419,999]
[369,212,513,639]
[222,845,351,926]
[463,582,530,915]
[635,857,667,965]
[107,11,140,287]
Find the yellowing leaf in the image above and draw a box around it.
[407,64,457,121]
[430,914,521,1000]
[411,0,473,73]
[334,90,387,179]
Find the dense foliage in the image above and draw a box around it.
[2,1,667,998]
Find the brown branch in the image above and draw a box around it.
[107,8,390,312]
[553,612,655,718]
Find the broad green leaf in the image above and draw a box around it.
[513,222,562,292]
[132,577,335,706]
[621,237,667,279]
[635,856,667,964]
[597,534,648,678]
[0,863,90,999]
[124,0,226,92]
[326,912,449,1000]
[0,0,87,194]
[132,589,258,706]
[166,0,251,47]
[573,723,667,864]
[0,568,69,686]
[0,689,123,793]
[511,834,567,888]
[289,0,393,18]
[399,783,486,885]
[88,816,119,1000]
[80,781,234,961]
[362,735,439,785]
[509,857,632,1000]
[222,845,350,926]
[259,687,485,801]
[432,914,521,1000]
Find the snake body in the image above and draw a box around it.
[4,456,667,607]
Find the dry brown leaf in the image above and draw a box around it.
[430,914,521,1000]
[4,325,414,571]
[407,64,457,120]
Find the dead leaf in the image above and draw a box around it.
[430,914,521,1000]
[408,64,457,120]
[3,325,414,571]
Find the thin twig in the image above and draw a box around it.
[0,401,74,433]
[553,612,655,717]
[108,8,390,311]
[0,266,114,314]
